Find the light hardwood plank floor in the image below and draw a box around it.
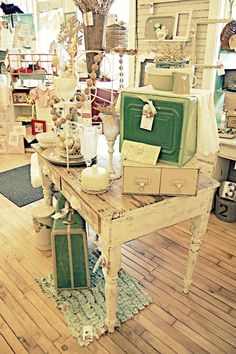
[0,154,235,354]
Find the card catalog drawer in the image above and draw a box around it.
[160,167,199,196]
[122,159,200,196]
[226,116,236,128]
[123,165,161,195]
[61,179,100,234]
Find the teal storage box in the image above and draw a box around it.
[120,86,197,166]
[51,193,90,289]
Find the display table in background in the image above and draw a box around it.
[33,143,219,333]
[219,137,236,161]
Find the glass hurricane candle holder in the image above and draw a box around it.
[54,121,81,159]
[100,113,120,179]
[79,125,98,167]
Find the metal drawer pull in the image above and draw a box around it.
[135,177,150,191]
[42,165,51,177]
[171,179,186,192]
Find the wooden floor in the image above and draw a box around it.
[0,154,236,354]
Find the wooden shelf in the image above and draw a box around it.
[219,137,236,160]
[140,38,190,43]
[12,86,31,90]
[15,117,33,122]
[216,89,236,94]
[14,103,32,106]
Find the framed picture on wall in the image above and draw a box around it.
[173,10,192,40]
[145,16,175,40]
[31,119,46,135]
[135,54,155,87]
[0,122,25,154]
[13,92,28,103]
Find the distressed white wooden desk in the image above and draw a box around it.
[33,144,219,333]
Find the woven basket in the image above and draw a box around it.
[220,19,236,51]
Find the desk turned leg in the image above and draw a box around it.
[184,214,209,294]
[41,165,53,206]
[102,244,121,333]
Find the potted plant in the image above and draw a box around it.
[146,44,192,90]
[153,23,168,41]
[154,43,188,68]
[95,101,119,137]
[73,0,115,74]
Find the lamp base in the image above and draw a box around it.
[109,170,121,180]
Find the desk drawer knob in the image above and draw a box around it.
[70,196,82,211]
[42,165,51,177]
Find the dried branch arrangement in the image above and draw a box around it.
[95,99,117,116]
[154,44,189,63]
[58,16,83,47]
[73,0,114,14]
[58,15,83,77]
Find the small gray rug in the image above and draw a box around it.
[37,250,152,346]
[0,164,43,207]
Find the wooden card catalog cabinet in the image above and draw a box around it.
[122,159,200,196]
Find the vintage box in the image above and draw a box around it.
[51,194,90,289]
[226,110,236,128]
[120,86,197,166]
[122,159,200,196]
[224,92,236,111]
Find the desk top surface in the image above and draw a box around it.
[220,137,236,147]
[34,144,219,221]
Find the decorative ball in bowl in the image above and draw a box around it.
[54,122,82,159]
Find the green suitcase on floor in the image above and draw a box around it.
[120,86,197,166]
[51,193,90,289]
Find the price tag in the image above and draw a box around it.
[83,325,94,342]
[52,204,69,220]
[13,125,26,136]
[0,137,7,153]
[83,12,94,26]
[217,61,225,76]
[82,100,92,123]
[140,103,155,131]
[8,132,19,146]
[0,123,7,137]
[149,1,154,14]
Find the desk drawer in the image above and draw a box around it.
[219,144,236,160]
[39,157,61,190]
[61,179,100,234]
[50,167,61,190]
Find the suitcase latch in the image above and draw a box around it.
[135,177,150,191]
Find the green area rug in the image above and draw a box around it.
[37,250,152,346]
[0,164,43,207]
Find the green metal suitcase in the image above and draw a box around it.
[51,193,90,289]
[120,86,197,166]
